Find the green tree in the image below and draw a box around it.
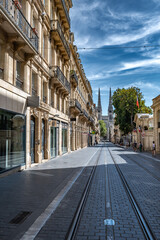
[99,120,107,137]
[112,87,152,135]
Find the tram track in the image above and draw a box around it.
[65,144,103,240]
[108,147,157,240]
[121,153,160,182]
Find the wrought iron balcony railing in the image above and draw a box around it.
[50,20,70,58]
[61,0,70,26]
[51,66,71,93]
[70,99,81,112]
[70,70,78,85]
[16,77,23,89]
[0,0,38,51]
[83,109,89,119]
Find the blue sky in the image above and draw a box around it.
[70,0,160,115]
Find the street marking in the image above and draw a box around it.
[104,219,115,226]
[106,202,110,208]
[20,147,100,240]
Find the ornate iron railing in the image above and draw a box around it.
[51,66,70,93]
[61,0,70,26]
[50,20,70,57]
[83,109,89,119]
[70,99,81,112]
[0,0,38,51]
[70,70,78,85]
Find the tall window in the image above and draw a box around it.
[42,34,45,58]
[0,45,4,79]
[16,61,23,89]
[43,82,47,103]
[32,72,37,96]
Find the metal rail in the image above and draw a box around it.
[65,145,103,240]
[123,153,160,182]
[108,148,156,240]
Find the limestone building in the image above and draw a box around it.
[133,113,154,151]
[0,0,98,174]
[152,95,160,153]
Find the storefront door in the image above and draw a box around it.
[50,127,57,158]
[30,116,35,163]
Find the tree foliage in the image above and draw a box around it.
[99,120,107,137]
[112,87,152,135]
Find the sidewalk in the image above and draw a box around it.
[115,143,160,161]
[0,146,100,240]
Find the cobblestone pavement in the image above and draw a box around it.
[110,143,160,239]
[0,143,159,240]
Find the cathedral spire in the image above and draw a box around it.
[97,88,102,120]
[108,88,113,121]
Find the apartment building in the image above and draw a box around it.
[152,95,160,153]
[0,0,99,174]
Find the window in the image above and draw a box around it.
[16,61,23,89]
[43,82,47,103]
[0,45,4,79]
[0,109,25,172]
[32,72,37,96]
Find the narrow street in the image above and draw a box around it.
[0,143,159,240]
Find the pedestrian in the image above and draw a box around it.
[134,142,137,151]
[139,142,142,152]
[152,141,156,156]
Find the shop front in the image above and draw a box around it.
[0,109,25,173]
[50,120,59,158]
[62,122,68,154]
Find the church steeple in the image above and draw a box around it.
[108,88,113,121]
[97,88,102,120]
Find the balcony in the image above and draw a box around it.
[70,70,78,87]
[89,116,94,125]
[50,66,70,94]
[83,109,89,120]
[0,0,38,54]
[88,93,93,104]
[54,0,70,29]
[50,20,70,60]
[70,99,81,115]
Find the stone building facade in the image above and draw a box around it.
[133,113,154,151]
[0,0,98,174]
[152,95,160,153]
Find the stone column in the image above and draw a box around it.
[24,62,30,94]
[67,123,70,152]
[4,44,10,82]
